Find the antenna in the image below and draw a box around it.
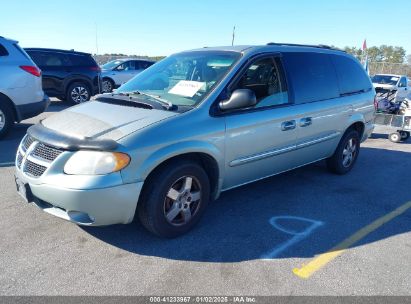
[95,22,99,55]
[231,25,236,46]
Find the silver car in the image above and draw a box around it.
[15,44,375,237]
[100,58,154,93]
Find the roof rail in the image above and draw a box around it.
[266,42,344,52]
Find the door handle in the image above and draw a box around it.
[281,120,296,131]
[299,117,312,127]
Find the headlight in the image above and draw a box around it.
[64,151,130,175]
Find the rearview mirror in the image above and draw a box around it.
[219,89,257,111]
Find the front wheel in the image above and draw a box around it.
[102,78,114,93]
[327,129,360,175]
[138,160,210,238]
[389,132,402,143]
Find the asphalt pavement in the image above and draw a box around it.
[0,101,410,295]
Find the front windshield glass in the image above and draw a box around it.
[372,75,399,85]
[101,60,124,70]
[116,51,241,106]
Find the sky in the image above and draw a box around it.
[1,0,410,56]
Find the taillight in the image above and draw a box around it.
[20,65,41,77]
[89,66,101,72]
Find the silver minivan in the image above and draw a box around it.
[15,43,375,237]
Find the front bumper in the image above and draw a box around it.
[15,151,143,226]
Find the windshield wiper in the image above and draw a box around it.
[122,91,175,110]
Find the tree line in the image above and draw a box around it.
[343,45,408,64]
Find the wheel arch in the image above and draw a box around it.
[64,77,93,97]
[138,145,223,202]
[0,92,18,122]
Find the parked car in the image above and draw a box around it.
[100,58,155,92]
[372,74,410,102]
[25,48,101,104]
[0,36,49,139]
[15,43,375,237]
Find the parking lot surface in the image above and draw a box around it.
[0,101,410,295]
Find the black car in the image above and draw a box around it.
[25,48,101,104]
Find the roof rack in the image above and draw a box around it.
[266,42,344,52]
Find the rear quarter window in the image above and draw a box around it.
[0,43,9,56]
[282,52,339,104]
[330,54,372,95]
[68,54,97,67]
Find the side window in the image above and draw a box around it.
[137,61,152,70]
[116,61,134,71]
[69,54,95,66]
[282,52,339,103]
[331,54,372,94]
[232,56,288,108]
[26,51,49,66]
[33,52,71,67]
[0,43,9,56]
[399,77,407,88]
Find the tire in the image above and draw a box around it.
[138,160,210,238]
[66,82,91,105]
[102,78,114,93]
[0,100,14,139]
[399,131,410,140]
[389,132,402,143]
[327,129,360,175]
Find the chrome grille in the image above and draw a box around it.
[22,135,34,152]
[24,160,47,177]
[32,143,63,162]
[16,152,23,168]
[16,134,66,178]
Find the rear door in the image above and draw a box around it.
[281,52,352,165]
[222,54,302,190]
[26,51,70,97]
[112,60,135,85]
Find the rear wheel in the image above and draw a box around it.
[0,101,14,139]
[102,78,114,93]
[327,129,360,175]
[66,82,90,104]
[399,131,410,141]
[389,132,402,143]
[138,160,210,238]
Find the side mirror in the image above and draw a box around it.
[219,89,257,111]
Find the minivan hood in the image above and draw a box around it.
[41,101,179,141]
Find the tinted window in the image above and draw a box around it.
[116,60,134,71]
[136,61,153,70]
[0,43,9,56]
[331,54,372,94]
[282,52,339,103]
[232,56,288,107]
[27,51,71,66]
[399,77,407,88]
[68,54,96,67]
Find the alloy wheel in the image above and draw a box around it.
[71,86,89,103]
[0,109,5,131]
[342,138,357,168]
[102,80,113,93]
[163,176,202,226]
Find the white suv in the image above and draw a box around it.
[0,36,49,138]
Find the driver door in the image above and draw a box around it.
[222,55,301,190]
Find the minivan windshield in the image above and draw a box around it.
[116,51,241,107]
[372,75,399,85]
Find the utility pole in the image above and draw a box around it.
[231,26,236,46]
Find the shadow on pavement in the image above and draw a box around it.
[83,146,411,262]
